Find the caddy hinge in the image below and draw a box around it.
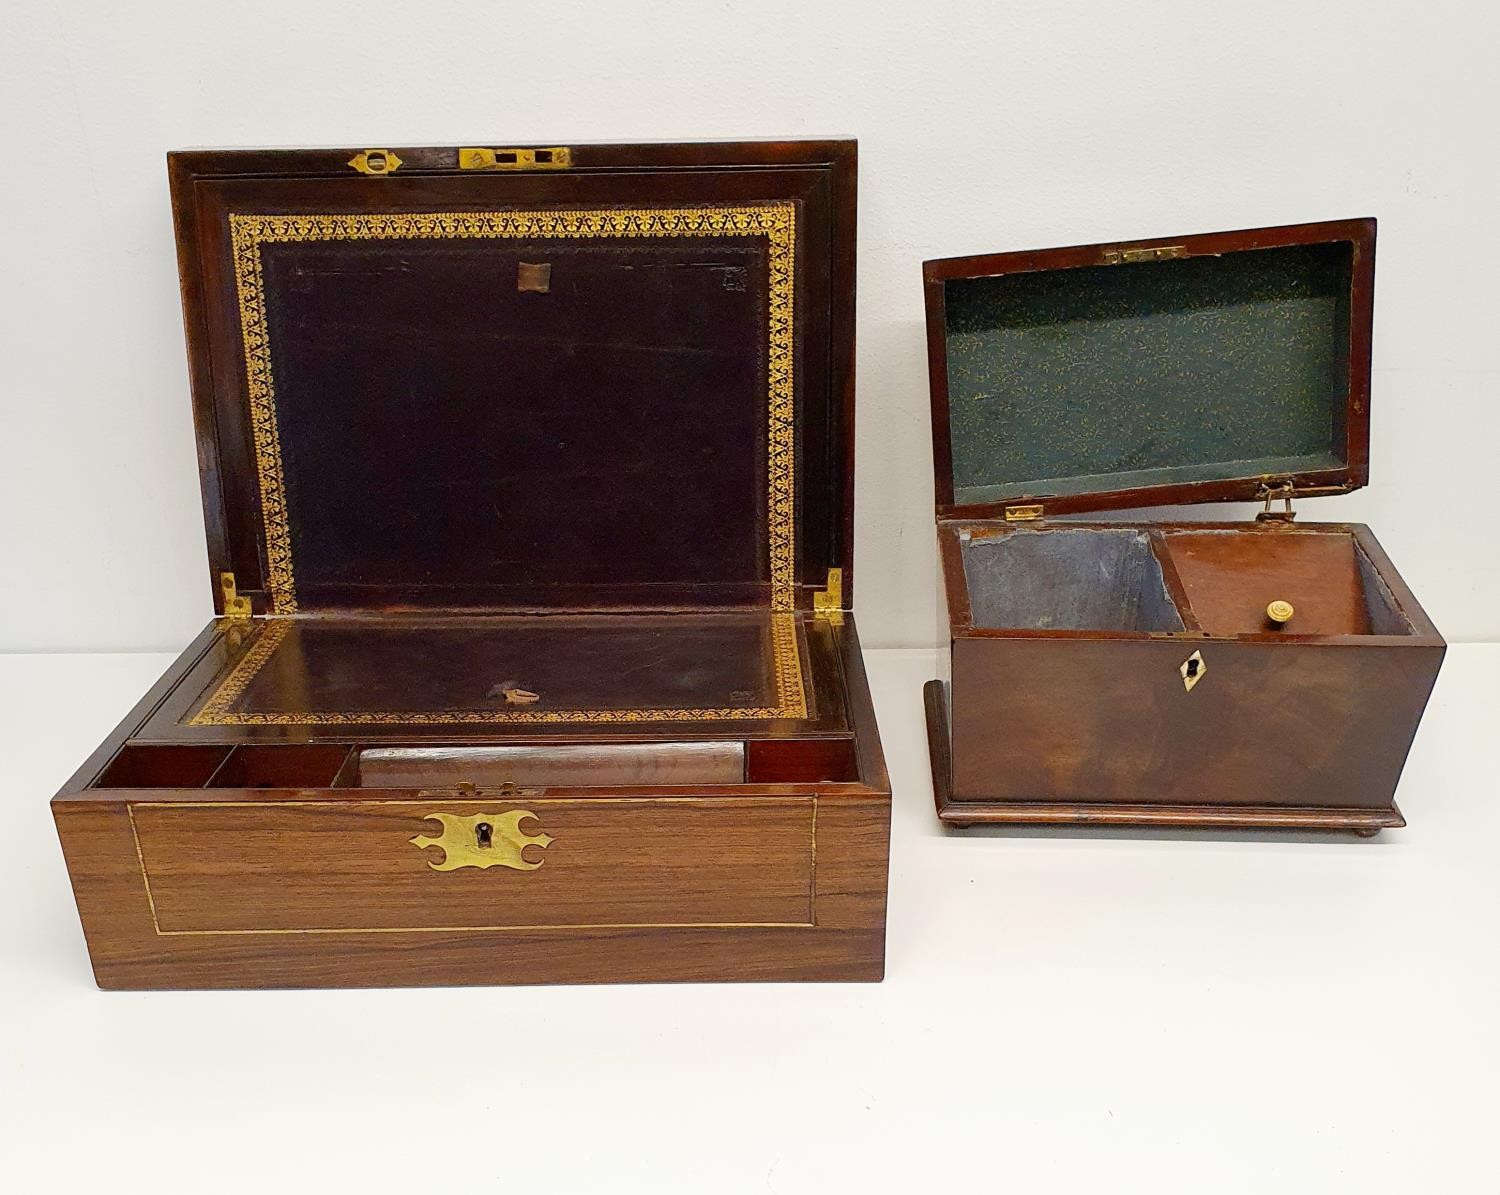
[812,568,844,623]
[1255,480,1298,522]
[458,146,572,171]
[219,571,252,620]
[1004,503,1044,522]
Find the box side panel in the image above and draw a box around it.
[950,636,1443,809]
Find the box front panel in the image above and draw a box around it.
[54,790,888,987]
[951,636,1442,808]
[128,797,816,933]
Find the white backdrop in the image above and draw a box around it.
[4,0,1497,651]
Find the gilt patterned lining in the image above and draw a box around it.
[229,205,798,615]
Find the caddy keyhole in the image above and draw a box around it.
[1186,659,1200,678]
[475,821,493,849]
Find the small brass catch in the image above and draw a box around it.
[1004,504,1044,522]
[1180,650,1206,693]
[219,571,252,620]
[502,687,540,705]
[458,146,572,171]
[1101,244,1185,265]
[348,149,402,176]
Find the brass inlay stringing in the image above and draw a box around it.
[228,204,798,616]
[1180,649,1206,693]
[458,146,572,170]
[410,810,554,872]
[348,149,402,176]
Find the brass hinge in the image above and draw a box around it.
[348,149,402,176]
[1101,244,1186,265]
[1004,503,1044,522]
[812,568,844,622]
[1256,480,1298,522]
[458,146,572,171]
[1256,478,1360,522]
[219,571,252,620]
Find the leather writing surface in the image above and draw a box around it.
[188,614,809,726]
[258,235,770,606]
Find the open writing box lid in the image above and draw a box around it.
[170,140,856,618]
[923,219,1374,520]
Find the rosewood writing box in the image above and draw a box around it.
[53,139,890,989]
[922,218,1443,834]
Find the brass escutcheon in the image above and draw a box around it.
[410,810,553,872]
[348,149,402,176]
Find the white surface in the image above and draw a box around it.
[3,646,1496,1193]
[3,1,1500,651]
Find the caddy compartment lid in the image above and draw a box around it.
[924,218,1374,520]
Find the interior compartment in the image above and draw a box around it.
[92,736,860,790]
[744,738,859,784]
[957,524,1414,639]
[961,527,1186,632]
[95,745,231,788]
[1160,529,1411,637]
[205,745,352,789]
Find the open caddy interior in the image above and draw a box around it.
[954,523,1414,638]
[921,217,1443,831]
[929,219,1427,644]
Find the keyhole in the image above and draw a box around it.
[475,821,493,849]
[1186,659,1200,678]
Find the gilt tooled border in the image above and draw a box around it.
[228,205,799,617]
[189,613,807,725]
